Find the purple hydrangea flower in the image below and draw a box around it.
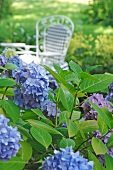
[82,93,113,120]
[42,147,94,170]
[0,114,22,161]
[46,100,61,117]
[13,62,49,110]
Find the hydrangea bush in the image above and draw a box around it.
[1,48,113,170]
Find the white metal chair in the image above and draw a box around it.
[0,15,74,69]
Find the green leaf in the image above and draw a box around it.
[5,63,18,70]
[80,74,113,92]
[30,126,52,149]
[107,133,113,148]
[0,87,14,96]
[0,66,7,70]
[89,101,111,128]
[53,63,63,74]
[97,115,108,135]
[17,125,32,139]
[0,78,16,87]
[59,111,69,124]
[0,100,20,123]
[27,119,63,136]
[59,84,74,112]
[60,138,75,148]
[105,153,113,170]
[88,151,105,170]
[0,157,26,170]
[79,120,99,133]
[80,72,98,80]
[18,141,32,161]
[86,65,101,73]
[31,108,48,120]
[92,137,107,155]
[69,60,82,77]
[43,65,76,95]
[66,119,78,138]
[71,111,81,120]
[64,72,80,85]
[20,110,37,120]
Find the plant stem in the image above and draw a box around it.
[2,86,9,99]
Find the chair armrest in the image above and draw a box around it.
[39,52,62,57]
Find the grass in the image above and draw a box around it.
[1,0,113,44]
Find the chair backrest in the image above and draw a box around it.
[36,15,74,65]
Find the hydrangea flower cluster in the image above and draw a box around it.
[46,100,61,117]
[82,93,113,120]
[0,114,22,161]
[13,62,49,110]
[3,48,16,58]
[42,147,94,170]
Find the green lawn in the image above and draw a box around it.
[1,0,113,44]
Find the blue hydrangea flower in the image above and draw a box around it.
[46,100,61,117]
[13,62,49,110]
[82,93,113,120]
[0,114,22,161]
[0,55,7,67]
[42,147,94,170]
[8,56,23,68]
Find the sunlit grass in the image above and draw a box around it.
[1,0,113,43]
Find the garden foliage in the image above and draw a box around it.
[0,48,113,169]
[67,33,113,74]
[86,0,113,26]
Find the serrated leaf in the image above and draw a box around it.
[86,65,101,73]
[43,65,76,95]
[17,125,32,139]
[0,157,26,170]
[27,119,63,136]
[53,63,63,74]
[59,111,69,125]
[80,74,113,92]
[66,119,78,138]
[88,151,105,170]
[69,60,82,77]
[60,138,75,148]
[80,72,98,80]
[97,115,108,135]
[59,84,74,112]
[92,137,107,155]
[89,101,111,128]
[18,141,32,161]
[0,78,16,87]
[107,133,113,148]
[105,153,113,170]
[5,63,18,70]
[79,120,99,133]
[31,108,48,120]
[71,111,81,120]
[0,100,20,123]
[30,126,52,149]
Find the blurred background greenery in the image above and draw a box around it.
[1,0,113,73]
